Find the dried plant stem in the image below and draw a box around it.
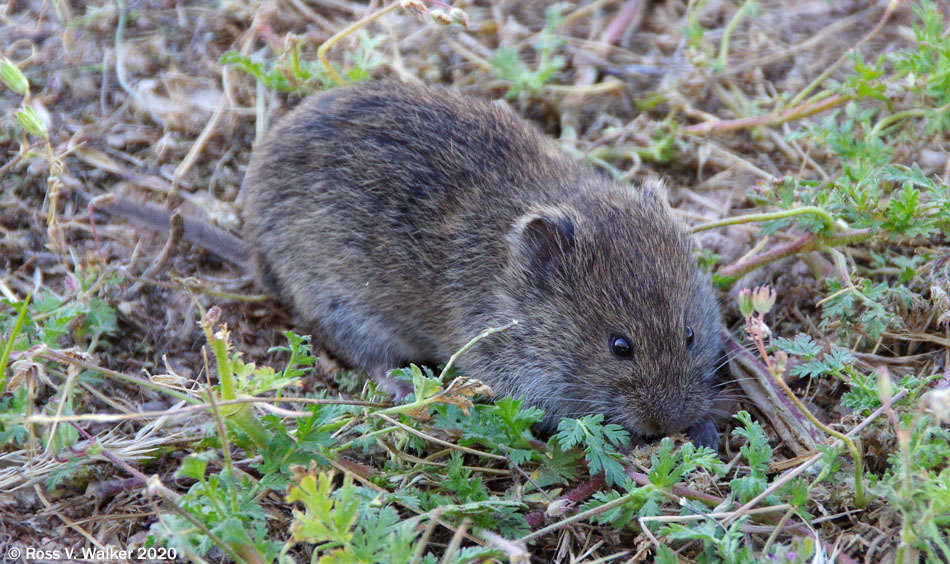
[373,412,508,461]
[625,471,723,506]
[31,347,198,404]
[371,320,518,419]
[121,211,183,298]
[439,320,518,379]
[113,0,144,109]
[22,396,390,426]
[518,489,638,543]
[682,0,902,138]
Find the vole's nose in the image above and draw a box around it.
[637,398,695,437]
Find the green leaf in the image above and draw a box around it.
[555,415,630,487]
[176,452,214,481]
[772,333,822,358]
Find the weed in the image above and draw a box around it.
[489,3,569,99]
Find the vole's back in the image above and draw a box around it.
[243,83,584,366]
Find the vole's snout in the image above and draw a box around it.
[627,387,707,439]
[636,412,689,438]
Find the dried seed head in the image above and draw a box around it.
[449,7,469,27]
[920,388,950,423]
[545,498,572,517]
[400,0,427,15]
[430,8,452,25]
[875,366,893,403]
[745,317,771,341]
[773,350,788,374]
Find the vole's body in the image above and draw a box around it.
[88,82,724,447]
[242,82,723,446]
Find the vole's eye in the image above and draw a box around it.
[685,326,694,348]
[610,335,633,358]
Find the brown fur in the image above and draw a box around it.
[241,82,724,447]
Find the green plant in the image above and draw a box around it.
[554,414,629,487]
[738,285,869,507]
[222,31,385,93]
[0,266,120,464]
[687,1,950,306]
[225,0,467,92]
[489,3,569,98]
[874,382,950,563]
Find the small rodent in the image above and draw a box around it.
[88,81,725,448]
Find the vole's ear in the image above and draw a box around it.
[639,176,672,210]
[509,208,575,271]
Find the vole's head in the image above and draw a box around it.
[502,178,723,447]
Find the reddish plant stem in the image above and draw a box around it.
[717,228,872,282]
[524,473,606,528]
[625,470,723,506]
[682,94,847,136]
[524,464,860,563]
[599,0,644,48]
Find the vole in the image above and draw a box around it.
[84,81,724,448]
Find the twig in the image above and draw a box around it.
[113,0,148,115]
[501,445,554,502]
[525,473,607,529]
[318,1,403,85]
[24,346,198,404]
[625,471,723,506]
[439,320,517,380]
[86,192,117,261]
[517,486,636,543]
[786,0,903,109]
[19,396,391,426]
[122,210,183,298]
[372,412,508,461]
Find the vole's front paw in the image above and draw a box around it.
[371,367,414,401]
[687,418,719,450]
